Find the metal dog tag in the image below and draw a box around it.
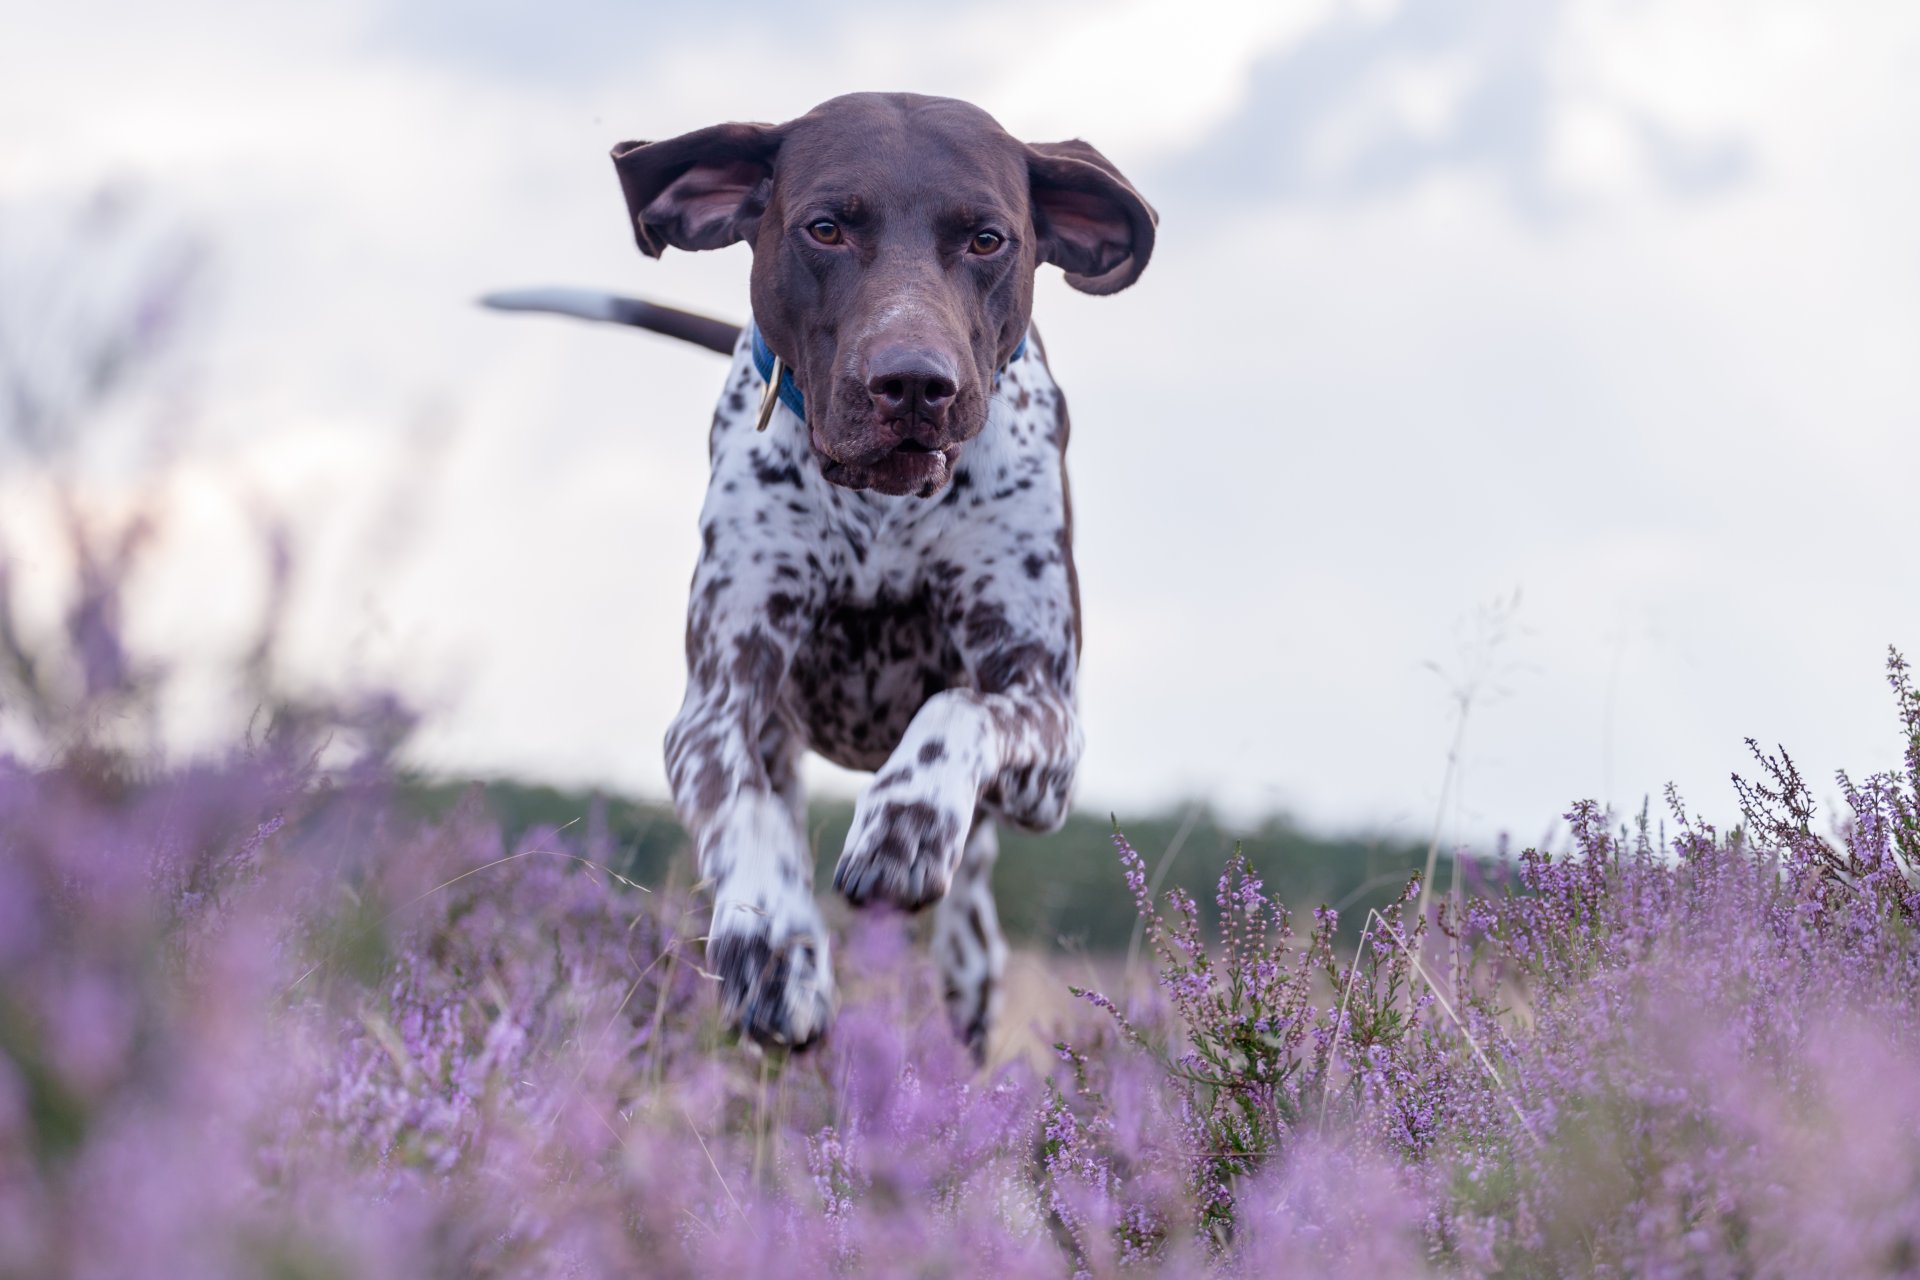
[755,356,784,432]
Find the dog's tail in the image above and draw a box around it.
[479,288,741,356]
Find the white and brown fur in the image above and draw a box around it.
[672,327,1081,1057]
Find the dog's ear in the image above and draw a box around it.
[611,123,782,258]
[1025,140,1157,295]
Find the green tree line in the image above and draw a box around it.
[400,778,1481,951]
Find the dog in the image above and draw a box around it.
[493,92,1154,1057]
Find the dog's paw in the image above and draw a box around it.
[707,900,835,1049]
[835,781,972,910]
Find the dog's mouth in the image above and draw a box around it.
[808,380,981,496]
[817,438,963,497]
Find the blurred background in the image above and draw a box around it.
[3,0,1916,864]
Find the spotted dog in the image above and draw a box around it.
[608,93,1155,1056]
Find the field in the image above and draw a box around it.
[4,621,1919,1276]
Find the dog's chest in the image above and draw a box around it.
[699,340,1068,767]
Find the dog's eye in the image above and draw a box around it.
[808,220,843,246]
[968,230,1004,256]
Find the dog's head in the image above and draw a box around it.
[612,93,1155,497]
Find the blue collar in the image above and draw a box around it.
[749,323,1029,425]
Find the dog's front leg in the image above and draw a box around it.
[667,564,832,1048]
[835,653,1081,911]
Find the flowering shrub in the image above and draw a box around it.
[4,471,1920,1273]
[1039,651,1920,1274]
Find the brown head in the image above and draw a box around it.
[612,92,1156,497]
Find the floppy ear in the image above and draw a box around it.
[1026,139,1157,295]
[611,122,782,258]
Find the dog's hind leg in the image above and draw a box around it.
[932,812,1008,1065]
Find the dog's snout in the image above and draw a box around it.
[865,347,959,424]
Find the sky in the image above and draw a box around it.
[2,0,1917,849]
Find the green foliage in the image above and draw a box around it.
[398,777,1470,951]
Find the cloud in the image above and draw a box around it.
[1165,0,1752,220]
[353,0,955,89]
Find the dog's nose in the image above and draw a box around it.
[865,347,958,425]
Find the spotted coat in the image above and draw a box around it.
[666,327,1082,1055]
